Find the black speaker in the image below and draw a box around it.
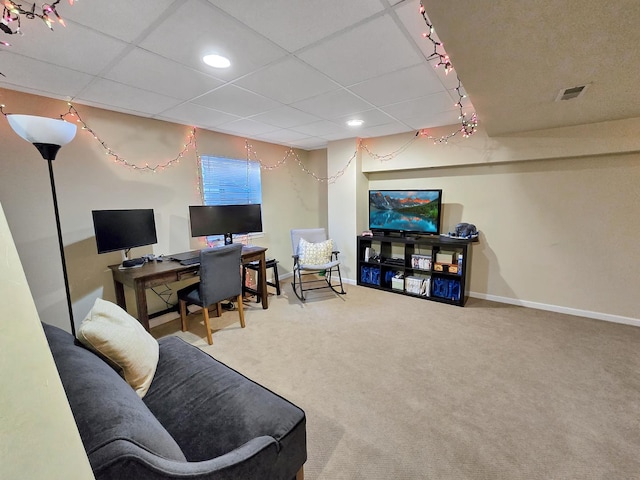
[224,233,233,245]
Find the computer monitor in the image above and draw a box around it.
[189,204,263,245]
[92,209,158,259]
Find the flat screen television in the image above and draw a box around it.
[92,209,158,258]
[369,189,442,236]
[189,204,263,244]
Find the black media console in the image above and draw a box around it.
[357,234,477,307]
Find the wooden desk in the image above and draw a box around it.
[109,246,268,331]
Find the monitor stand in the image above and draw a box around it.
[119,249,145,269]
[224,233,233,245]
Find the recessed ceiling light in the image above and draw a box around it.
[347,119,364,127]
[202,54,231,68]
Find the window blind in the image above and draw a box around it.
[200,155,262,206]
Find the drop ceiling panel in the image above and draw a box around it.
[0,53,94,100]
[104,49,225,100]
[298,14,423,86]
[234,57,340,105]
[216,118,281,137]
[321,131,359,142]
[250,106,322,129]
[289,90,373,120]
[206,0,385,52]
[4,24,127,76]
[334,109,399,129]
[349,64,444,107]
[256,129,313,144]
[76,79,182,116]
[290,120,346,136]
[383,91,459,122]
[193,85,281,117]
[157,103,241,129]
[62,0,177,43]
[139,0,288,80]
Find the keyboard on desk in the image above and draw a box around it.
[179,257,200,266]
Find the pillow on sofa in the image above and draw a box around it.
[77,298,159,398]
[297,237,333,266]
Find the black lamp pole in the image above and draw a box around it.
[39,144,75,335]
[6,115,77,336]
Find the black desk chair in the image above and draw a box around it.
[178,244,245,345]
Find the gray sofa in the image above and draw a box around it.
[43,323,306,480]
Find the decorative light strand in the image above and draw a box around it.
[246,141,357,184]
[60,103,198,173]
[194,126,204,195]
[4,102,356,182]
[419,2,452,74]
[245,140,291,171]
[358,136,420,162]
[418,1,478,142]
[1,0,73,73]
[4,99,460,180]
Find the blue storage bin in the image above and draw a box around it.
[361,266,381,286]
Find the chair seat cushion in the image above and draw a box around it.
[178,282,203,307]
[297,259,340,270]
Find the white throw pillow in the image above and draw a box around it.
[77,298,159,398]
[298,237,333,265]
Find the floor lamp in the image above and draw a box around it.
[7,114,78,335]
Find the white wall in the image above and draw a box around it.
[327,138,360,282]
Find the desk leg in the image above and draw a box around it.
[134,280,150,331]
[113,278,126,311]
[259,253,268,309]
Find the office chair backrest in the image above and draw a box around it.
[291,228,331,255]
[198,244,243,307]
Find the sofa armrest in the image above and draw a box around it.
[93,436,278,480]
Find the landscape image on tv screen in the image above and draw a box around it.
[369,189,442,234]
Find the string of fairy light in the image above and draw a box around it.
[417,1,477,142]
[1,0,72,41]
[1,0,75,75]
[245,141,357,183]
[59,103,197,172]
[1,2,476,180]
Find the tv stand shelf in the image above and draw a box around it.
[357,234,477,306]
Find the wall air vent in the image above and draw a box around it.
[555,84,589,101]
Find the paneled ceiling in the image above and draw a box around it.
[1,0,638,150]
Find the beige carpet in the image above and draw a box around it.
[152,283,640,480]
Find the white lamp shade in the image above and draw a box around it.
[7,114,77,146]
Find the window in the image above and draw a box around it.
[199,155,263,242]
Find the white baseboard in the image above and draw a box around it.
[279,273,639,327]
[469,292,640,328]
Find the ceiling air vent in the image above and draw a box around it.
[555,84,589,101]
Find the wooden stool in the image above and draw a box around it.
[243,258,280,302]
